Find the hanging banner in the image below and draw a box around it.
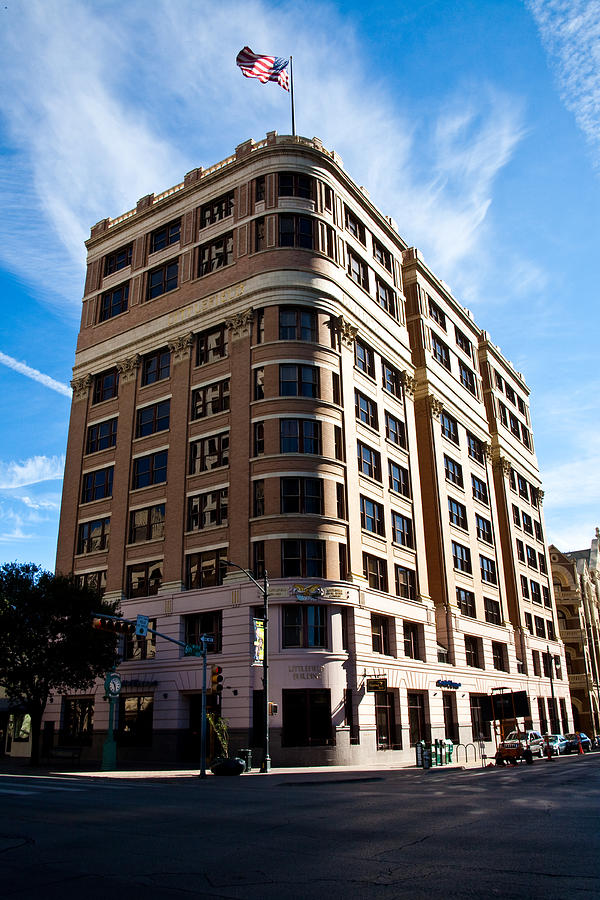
[253,618,264,665]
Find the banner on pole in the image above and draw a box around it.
[253,618,265,665]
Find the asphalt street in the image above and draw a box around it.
[1,753,598,899]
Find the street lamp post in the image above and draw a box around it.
[225,560,271,773]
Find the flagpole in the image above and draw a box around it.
[289,55,296,137]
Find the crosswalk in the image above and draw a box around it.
[0,775,133,796]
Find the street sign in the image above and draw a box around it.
[135,614,149,637]
[366,677,387,692]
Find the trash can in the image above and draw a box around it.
[415,742,424,768]
[238,748,252,772]
[422,747,432,770]
[443,739,454,764]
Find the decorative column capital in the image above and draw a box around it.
[537,489,545,506]
[400,370,417,397]
[427,394,443,419]
[334,316,358,347]
[484,442,493,461]
[225,307,254,338]
[168,332,194,363]
[493,455,512,476]
[116,353,141,383]
[70,374,92,401]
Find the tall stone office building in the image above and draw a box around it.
[50,132,571,765]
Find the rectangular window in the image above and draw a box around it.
[253,367,264,400]
[281,688,332,748]
[279,364,319,398]
[455,326,472,357]
[521,574,530,599]
[498,401,508,427]
[494,369,504,390]
[81,467,113,503]
[76,571,106,595]
[480,555,497,584]
[186,549,227,590]
[278,214,314,249]
[118,695,153,746]
[452,541,472,573]
[200,191,234,227]
[141,348,170,385]
[278,172,313,199]
[371,614,392,655]
[524,612,533,634]
[332,372,341,405]
[472,475,489,504]
[532,650,541,677]
[432,333,451,369]
[126,561,162,598]
[376,279,396,317]
[345,207,366,243]
[534,519,543,541]
[513,505,521,526]
[99,282,129,321]
[465,635,481,668]
[444,455,463,487]
[354,339,375,377]
[389,461,410,497]
[253,541,265,579]
[254,216,265,251]
[281,477,323,514]
[459,362,476,395]
[187,489,228,531]
[199,232,234,275]
[492,642,508,672]
[191,378,230,419]
[522,511,533,534]
[347,246,369,290]
[516,539,525,562]
[255,176,265,202]
[518,474,529,499]
[281,539,325,578]
[530,581,541,604]
[334,425,344,461]
[62,697,94,743]
[184,610,222,652]
[547,620,555,641]
[336,482,346,519]
[395,565,417,601]
[467,432,485,464]
[129,503,165,543]
[448,497,468,529]
[428,298,446,330]
[404,621,423,660]
[85,418,117,454]
[279,307,317,341]
[470,695,491,741]
[382,361,402,398]
[391,512,413,547]
[77,517,110,554]
[542,585,551,607]
[534,615,545,638]
[104,244,132,276]
[521,424,531,449]
[441,412,459,444]
[196,325,227,365]
[372,237,392,271]
[484,597,501,625]
[385,411,406,447]
[150,219,180,253]
[509,412,521,438]
[363,553,388,591]
[132,451,168,489]
[283,605,327,648]
[92,369,119,404]
[357,441,381,480]
[136,400,170,438]
[189,432,229,473]
[505,383,516,405]
[124,619,157,661]
[457,587,476,618]
[538,553,547,574]
[253,480,264,517]
[360,496,385,535]
[147,259,178,299]
[253,422,264,456]
[355,390,378,428]
[280,419,322,454]
[476,514,493,544]
[526,545,538,569]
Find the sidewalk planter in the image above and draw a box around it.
[210,757,245,776]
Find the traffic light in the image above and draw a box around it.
[92,616,135,635]
[211,665,224,694]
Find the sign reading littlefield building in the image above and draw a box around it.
[288,665,324,680]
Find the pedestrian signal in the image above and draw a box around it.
[211,665,224,693]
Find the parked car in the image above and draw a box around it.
[543,734,568,755]
[564,732,592,753]
[497,730,545,762]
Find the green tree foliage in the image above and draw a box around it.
[0,562,119,763]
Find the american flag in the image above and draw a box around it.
[236,46,290,92]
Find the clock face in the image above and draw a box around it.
[107,674,122,695]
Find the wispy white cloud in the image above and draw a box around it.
[0,456,65,490]
[18,494,62,512]
[526,0,600,166]
[0,0,525,317]
[0,351,71,397]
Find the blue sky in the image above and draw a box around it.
[0,0,598,570]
